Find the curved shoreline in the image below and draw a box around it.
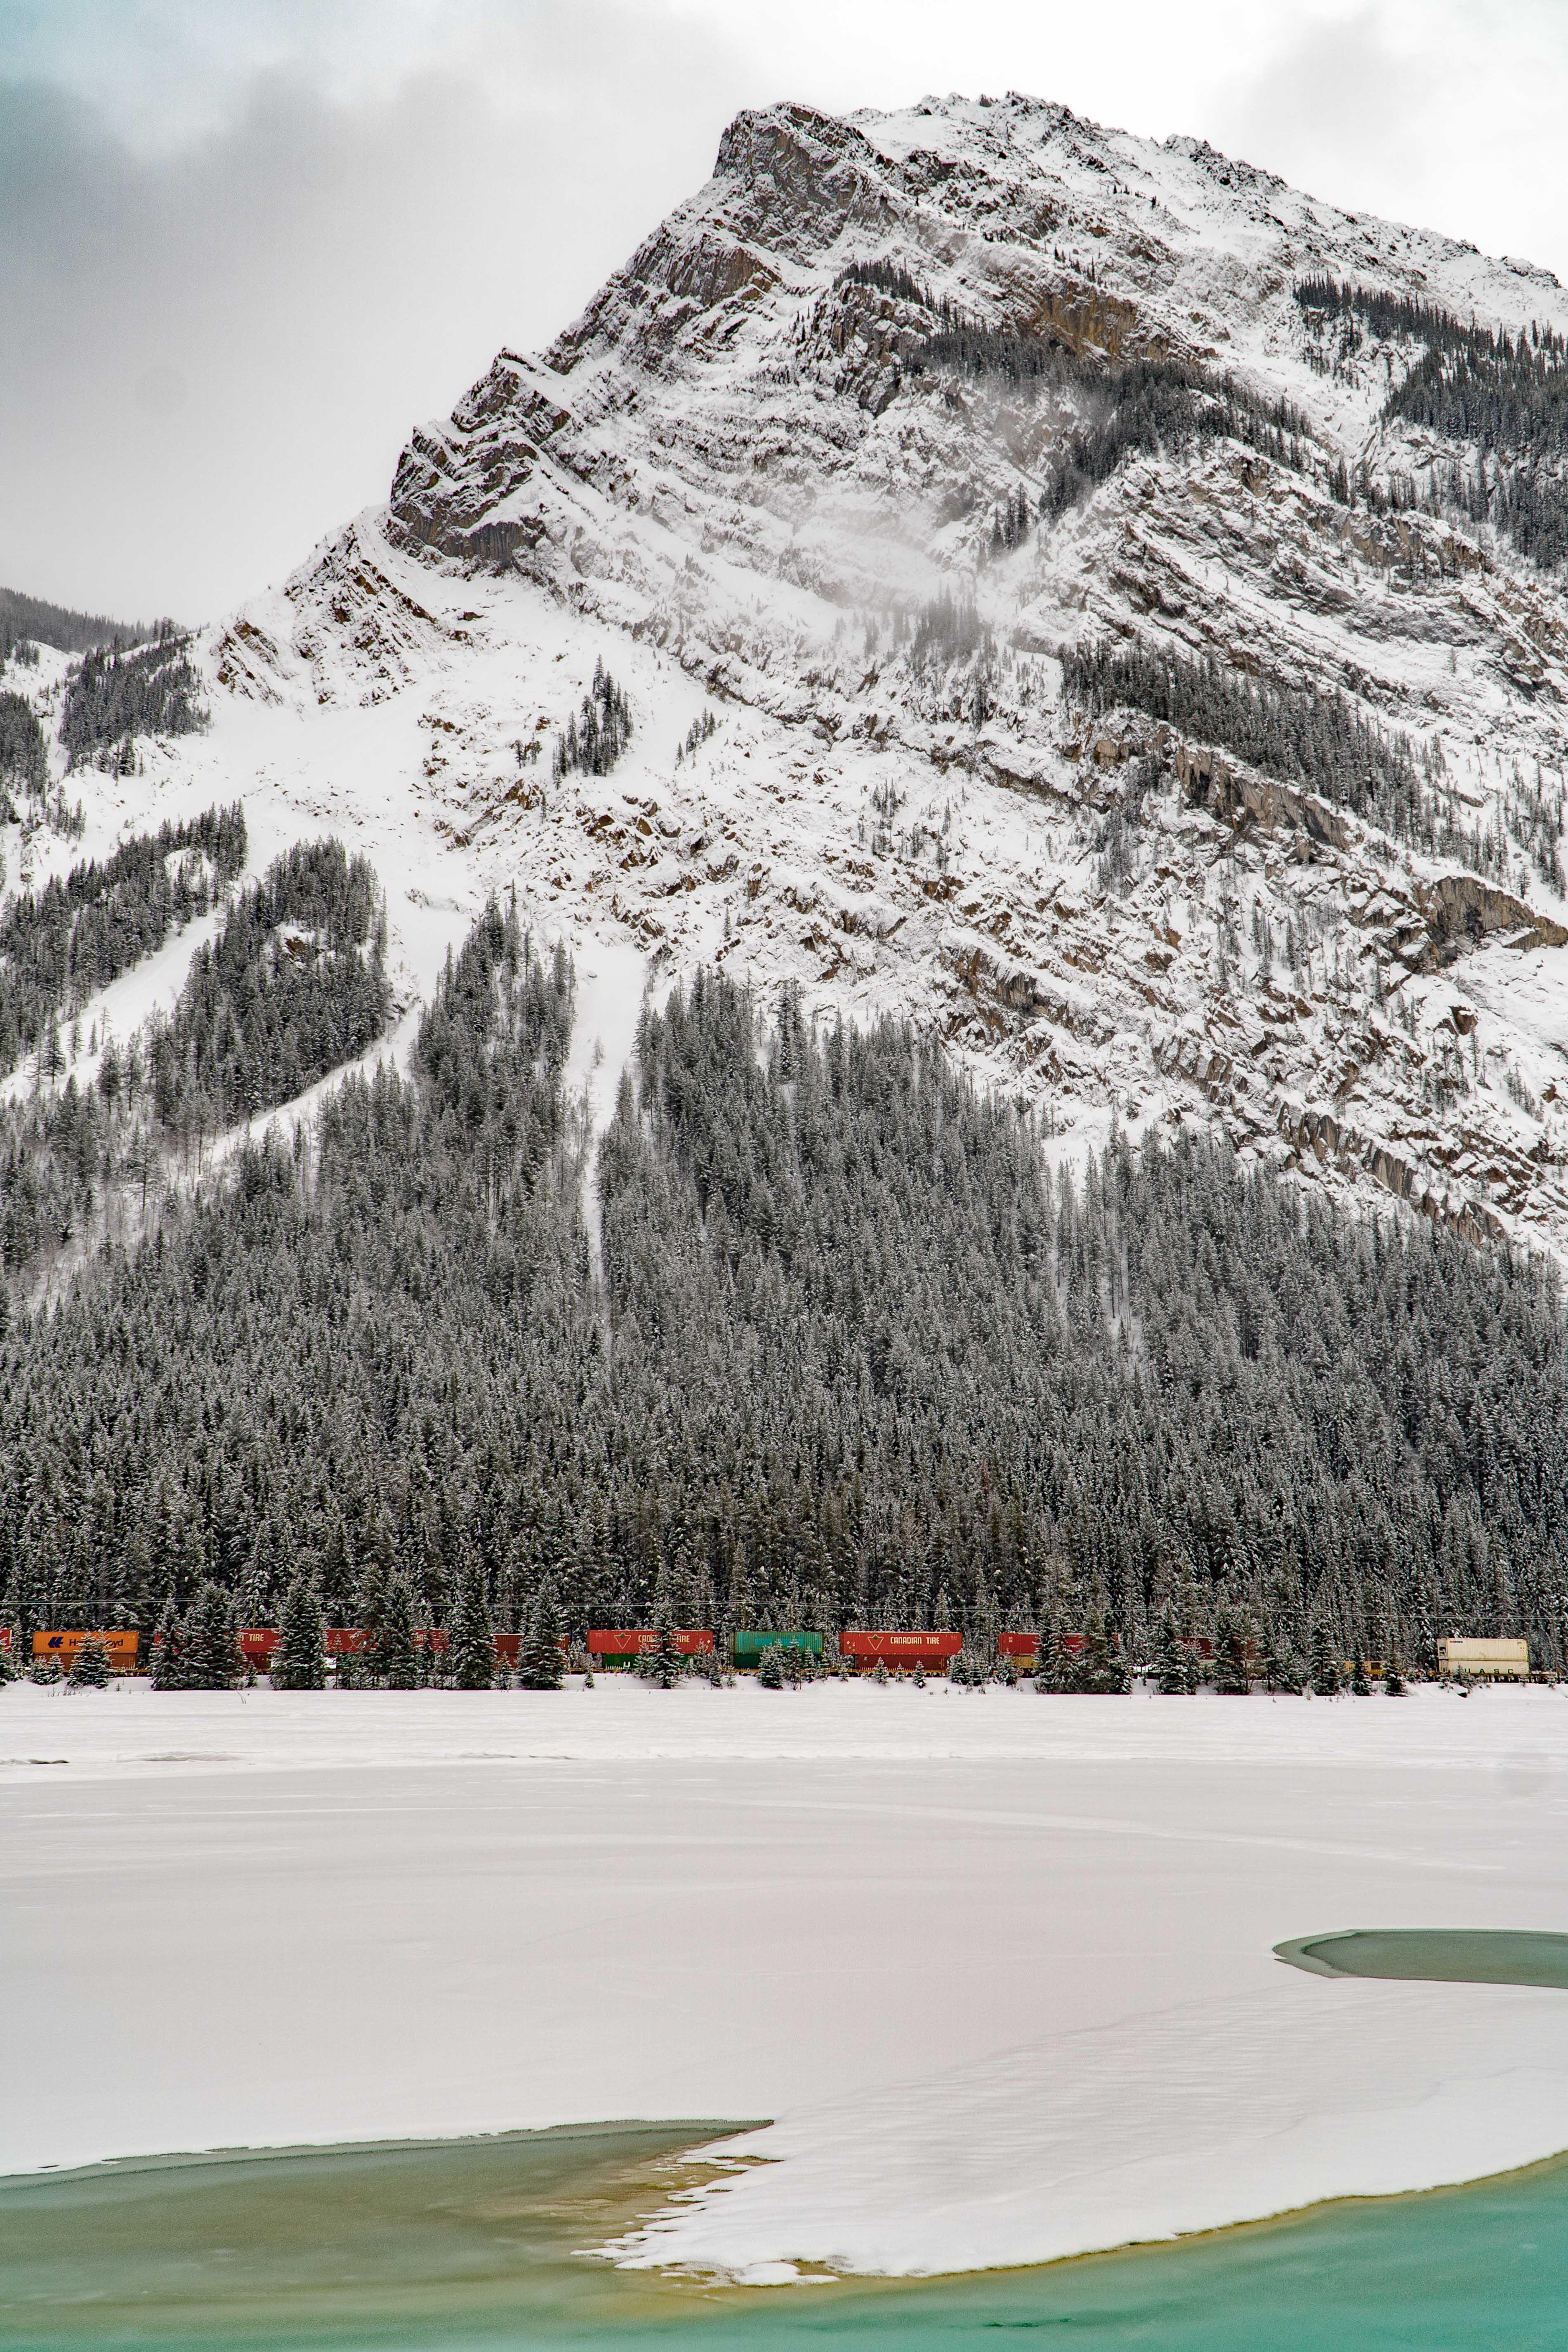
[863,2140,1568,2290]
[6,2125,1568,2349]
[9,2118,1568,2282]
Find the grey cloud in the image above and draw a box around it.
[1209,2,1568,278]
[0,5,752,618]
[5,1,1567,622]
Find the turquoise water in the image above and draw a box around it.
[7,1930,1568,2350]
[682,2166,1568,2352]
[5,2128,1568,2351]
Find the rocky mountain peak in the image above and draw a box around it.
[212,92,1568,1262]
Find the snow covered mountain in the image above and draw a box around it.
[65,95,1568,1256]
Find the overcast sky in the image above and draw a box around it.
[3,0,1565,624]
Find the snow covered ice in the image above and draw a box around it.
[5,1677,1568,2280]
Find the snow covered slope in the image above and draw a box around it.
[34,93,1568,1255]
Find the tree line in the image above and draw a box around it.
[0,583,139,670]
[1298,276,1568,573]
[1062,638,1431,848]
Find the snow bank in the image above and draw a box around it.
[3,1678,1567,2280]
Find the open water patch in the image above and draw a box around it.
[1276,1926,1568,1989]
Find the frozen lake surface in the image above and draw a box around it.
[3,1677,1568,2279]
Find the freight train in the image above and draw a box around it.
[19,1625,1040,1674]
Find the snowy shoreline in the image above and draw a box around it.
[5,1678,1568,2280]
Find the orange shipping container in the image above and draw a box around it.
[33,1630,139,1670]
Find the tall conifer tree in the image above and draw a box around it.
[382,1573,418,1690]
[1310,1623,1342,1698]
[273,1573,326,1690]
[517,1585,564,1690]
[450,1562,494,1690]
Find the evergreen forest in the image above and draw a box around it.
[3,903,1564,1684]
[0,692,47,809]
[0,584,137,669]
[139,836,391,1134]
[1297,276,1568,573]
[61,627,207,772]
[0,803,245,1078]
[1062,639,1434,850]
[903,317,1313,513]
[0,834,388,1283]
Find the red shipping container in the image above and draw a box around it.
[244,1628,373,1658]
[248,1628,547,1665]
[587,1628,714,1656]
[838,1630,962,1662]
[999,1632,1040,1659]
[492,1634,571,1663]
[317,1628,450,1654]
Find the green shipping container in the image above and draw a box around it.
[731,1629,824,1663]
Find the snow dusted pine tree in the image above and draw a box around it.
[1261,1624,1304,1694]
[1310,1623,1342,1698]
[184,1583,243,1691]
[640,1569,683,1690]
[1155,1607,1189,1695]
[1213,1610,1252,1696]
[450,1562,494,1690]
[151,1597,185,1691]
[517,1586,564,1691]
[381,1574,418,1690]
[68,1634,113,1688]
[272,1574,325,1689]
